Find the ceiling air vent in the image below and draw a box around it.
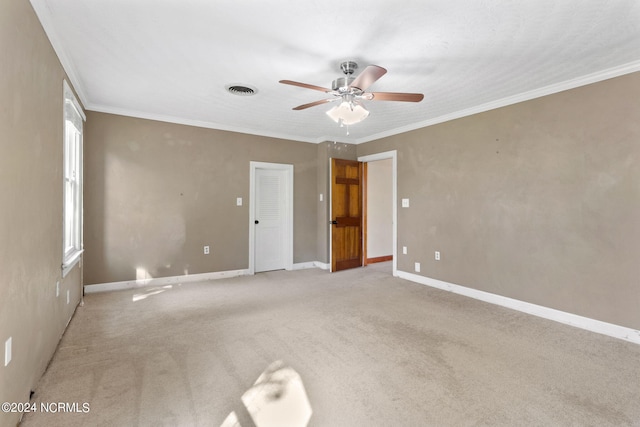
[226,84,257,96]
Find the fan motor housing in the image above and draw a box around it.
[331,77,355,91]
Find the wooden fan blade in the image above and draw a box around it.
[292,98,335,110]
[350,65,387,91]
[280,80,332,93]
[369,92,424,102]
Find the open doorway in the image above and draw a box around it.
[358,151,397,276]
[364,158,393,264]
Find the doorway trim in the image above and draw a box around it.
[357,150,398,277]
[249,161,294,275]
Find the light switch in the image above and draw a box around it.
[236,197,242,206]
[319,193,323,202]
[402,198,410,208]
[5,337,12,367]
[402,246,407,255]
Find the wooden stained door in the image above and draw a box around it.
[330,158,363,272]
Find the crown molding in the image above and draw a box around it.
[355,60,640,144]
[86,103,326,144]
[30,0,90,108]
[30,0,640,147]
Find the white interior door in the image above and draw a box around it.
[255,168,288,272]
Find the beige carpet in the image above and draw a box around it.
[21,264,640,426]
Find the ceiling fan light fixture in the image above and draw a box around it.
[326,100,369,125]
[281,61,422,129]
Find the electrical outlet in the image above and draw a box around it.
[414,262,421,273]
[56,281,60,297]
[236,197,243,206]
[402,246,407,255]
[204,246,210,255]
[402,198,410,208]
[435,251,441,261]
[5,337,12,366]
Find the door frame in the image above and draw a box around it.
[249,161,294,275]
[357,150,398,277]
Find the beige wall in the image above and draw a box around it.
[0,1,84,425]
[84,113,318,284]
[358,72,640,329]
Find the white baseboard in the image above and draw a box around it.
[292,261,330,270]
[313,261,330,270]
[84,262,330,294]
[84,269,250,294]
[292,262,317,270]
[396,270,640,345]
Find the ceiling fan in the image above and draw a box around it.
[279,61,424,126]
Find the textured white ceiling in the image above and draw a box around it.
[31,0,640,144]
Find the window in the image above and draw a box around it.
[62,80,85,276]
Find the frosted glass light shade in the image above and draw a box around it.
[326,101,369,125]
